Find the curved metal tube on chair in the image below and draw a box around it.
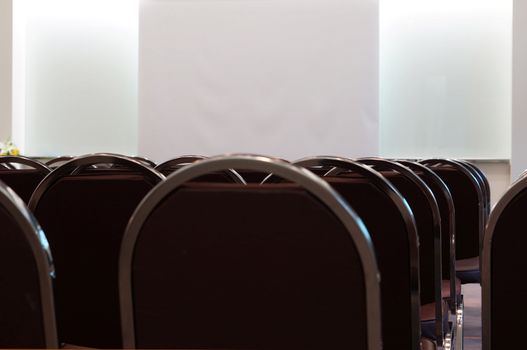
[290,155,421,350]
[45,156,75,168]
[398,160,458,314]
[456,159,491,220]
[420,159,484,237]
[155,155,207,169]
[154,155,207,175]
[421,158,485,271]
[356,158,444,345]
[155,155,246,184]
[131,156,157,168]
[0,181,58,348]
[119,154,382,350]
[28,153,166,210]
[0,155,51,173]
[482,175,527,350]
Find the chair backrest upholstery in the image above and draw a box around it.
[421,159,484,260]
[155,155,206,176]
[155,155,246,183]
[457,160,491,220]
[356,159,443,342]
[399,161,458,311]
[482,175,527,350]
[120,155,382,350]
[357,159,441,304]
[28,154,165,348]
[0,156,51,203]
[294,157,420,350]
[0,180,58,348]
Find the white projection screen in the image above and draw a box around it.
[139,0,379,162]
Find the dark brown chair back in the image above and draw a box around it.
[421,159,484,260]
[0,180,58,348]
[457,160,491,221]
[28,154,164,348]
[293,157,420,350]
[399,161,458,312]
[156,155,246,183]
[155,155,206,176]
[0,156,51,203]
[120,155,382,350]
[482,175,527,350]
[356,159,444,343]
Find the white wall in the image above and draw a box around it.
[471,161,511,206]
[12,0,138,156]
[512,0,527,179]
[380,0,512,160]
[139,0,379,162]
[0,0,12,141]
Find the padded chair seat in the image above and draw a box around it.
[456,256,479,271]
[441,278,462,299]
[456,257,480,284]
[420,301,449,340]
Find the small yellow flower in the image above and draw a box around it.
[0,139,20,156]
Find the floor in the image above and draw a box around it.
[462,283,482,350]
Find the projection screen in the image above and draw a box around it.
[139,0,379,162]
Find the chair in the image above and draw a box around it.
[398,161,459,312]
[120,155,382,349]
[421,159,484,284]
[291,156,420,350]
[355,158,445,345]
[131,156,156,167]
[457,160,491,220]
[156,155,246,183]
[78,153,156,170]
[154,155,207,176]
[45,156,75,168]
[0,180,58,348]
[0,156,51,203]
[28,153,165,348]
[238,157,292,183]
[482,174,527,350]
[235,169,275,183]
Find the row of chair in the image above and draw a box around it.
[0,154,488,349]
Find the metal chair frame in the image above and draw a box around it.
[0,156,51,173]
[0,181,58,348]
[155,155,246,184]
[355,158,444,345]
[290,156,421,350]
[420,159,485,264]
[482,175,527,350]
[45,156,75,168]
[29,153,165,207]
[120,155,382,350]
[398,160,458,313]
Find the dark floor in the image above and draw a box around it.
[463,284,481,350]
